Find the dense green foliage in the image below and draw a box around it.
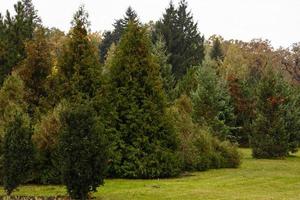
[99,7,138,63]
[2,149,300,200]
[0,0,40,85]
[152,37,175,101]
[106,22,181,178]
[250,69,300,158]
[155,0,205,80]
[3,111,34,195]
[191,61,235,140]
[17,28,53,118]
[57,6,101,100]
[1,0,300,198]
[169,95,240,171]
[210,38,224,61]
[58,102,108,200]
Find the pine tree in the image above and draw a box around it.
[99,7,138,63]
[210,38,224,61]
[58,101,108,200]
[107,22,180,178]
[58,6,101,100]
[155,0,205,80]
[0,0,40,85]
[3,111,34,195]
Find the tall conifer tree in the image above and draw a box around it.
[58,6,101,100]
[0,0,40,85]
[156,0,205,80]
[18,28,53,117]
[107,22,180,178]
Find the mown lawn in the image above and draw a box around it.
[1,149,300,200]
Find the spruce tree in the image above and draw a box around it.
[58,6,101,100]
[58,101,108,200]
[107,22,180,178]
[3,111,34,195]
[99,7,138,63]
[155,0,205,80]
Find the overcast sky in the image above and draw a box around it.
[1,0,300,48]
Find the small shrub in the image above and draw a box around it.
[169,95,241,172]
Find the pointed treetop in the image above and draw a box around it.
[124,6,138,22]
[71,5,90,32]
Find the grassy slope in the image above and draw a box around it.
[2,149,300,200]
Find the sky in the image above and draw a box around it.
[1,0,300,48]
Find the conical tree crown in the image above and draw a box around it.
[108,22,180,178]
[58,6,101,99]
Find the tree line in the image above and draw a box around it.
[0,0,300,199]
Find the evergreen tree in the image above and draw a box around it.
[191,61,235,140]
[99,7,138,63]
[152,36,175,101]
[210,38,224,61]
[0,0,40,85]
[0,74,27,136]
[0,74,27,185]
[3,111,34,195]
[250,69,299,158]
[107,22,180,178]
[155,0,205,80]
[58,6,101,100]
[227,75,254,146]
[58,101,108,200]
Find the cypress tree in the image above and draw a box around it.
[156,0,205,80]
[107,22,180,178]
[3,111,34,195]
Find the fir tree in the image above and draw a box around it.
[99,7,138,63]
[155,0,205,80]
[3,111,34,195]
[107,22,180,178]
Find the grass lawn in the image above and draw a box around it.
[1,148,300,200]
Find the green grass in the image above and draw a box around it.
[2,149,300,200]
